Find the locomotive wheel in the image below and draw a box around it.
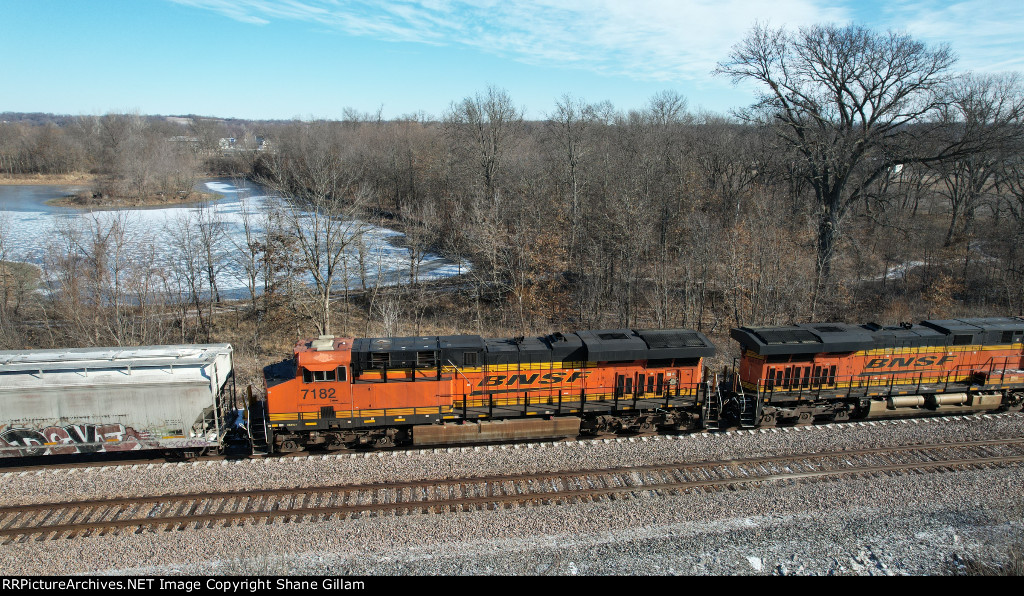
[796,412,813,425]
[324,436,347,450]
[1007,391,1024,412]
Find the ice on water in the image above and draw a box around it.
[0,181,467,299]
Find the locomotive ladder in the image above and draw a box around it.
[738,391,759,428]
[247,388,273,455]
[702,378,722,431]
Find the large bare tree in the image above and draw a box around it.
[716,23,957,290]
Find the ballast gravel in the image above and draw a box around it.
[1,413,1023,575]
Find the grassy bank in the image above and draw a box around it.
[0,173,97,185]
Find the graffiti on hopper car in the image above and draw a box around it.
[0,423,149,457]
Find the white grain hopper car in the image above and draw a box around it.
[0,344,234,457]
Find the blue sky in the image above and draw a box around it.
[2,0,1022,121]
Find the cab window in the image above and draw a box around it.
[302,367,347,383]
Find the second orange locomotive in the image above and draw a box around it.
[730,317,1024,425]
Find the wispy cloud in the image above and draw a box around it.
[171,0,272,24]
[168,0,850,81]
[880,1,1024,72]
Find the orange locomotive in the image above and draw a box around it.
[263,329,715,451]
[260,317,1024,451]
[730,317,1024,427]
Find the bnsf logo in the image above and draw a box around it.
[865,356,956,369]
[479,372,591,387]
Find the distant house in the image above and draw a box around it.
[218,137,237,150]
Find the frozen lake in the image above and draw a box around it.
[0,179,467,300]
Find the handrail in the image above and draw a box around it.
[445,359,472,383]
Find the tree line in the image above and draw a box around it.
[2,23,1024,375]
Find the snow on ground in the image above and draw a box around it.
[874,261,926,281]
[0,180,467,299]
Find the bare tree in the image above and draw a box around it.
[37,211,141,346]
[257,121,366,336]
[196,200,227,314]
[123,238,168,345]
[91,211,134,344]
[189,117,226,156]
[716,23,957,287]
[41,219,89,345]
[285,193,366,336]
[165,209,208,340]
[931,72,1024,245]
[0,212,13,323]
[257,205,295,310]
[0,212,33,346]
[371,287,402,338]
[444,85,523,203]
[232,189,263,310]
[546,94,597,271]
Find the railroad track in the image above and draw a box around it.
[3,437,1024,543]
[2,412,1020,474]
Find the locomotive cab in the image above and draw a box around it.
[295,343,353,416]
[264,336,356,450]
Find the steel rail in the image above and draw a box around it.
[4,436,1023,514]
[3,412,1022,474]
[3,438,1024,542]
